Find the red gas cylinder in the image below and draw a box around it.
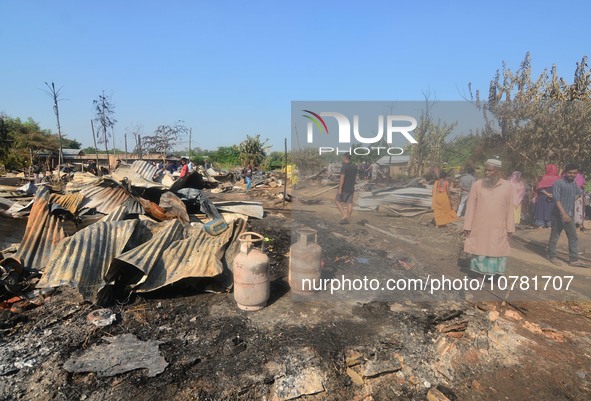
[289,228,322,295]
[233,232,270,311]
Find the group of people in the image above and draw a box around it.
[356,161,381,181]
[533,164,587,230]
[466,160,586,274]
[335,154,588,278]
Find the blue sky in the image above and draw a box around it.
[1,0,589,153]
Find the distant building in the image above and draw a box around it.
[376,155,409,176]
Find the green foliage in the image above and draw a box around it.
[83,146,98,154]
[262,151,286,171]
[62,137,82,149]
[208,145,240,168]
[239,134,270,167]
[0,115,58,169]
[442,134,485,170]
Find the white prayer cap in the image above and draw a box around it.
[485,159,502,167]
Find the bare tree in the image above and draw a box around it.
[143,121,189,162]
[93,91,117,168]
[42,82,65,166]
[473,53,591,173]
[126,123,144,158]
[408,92,457,176]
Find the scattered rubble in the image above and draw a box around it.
[0,173,589,400]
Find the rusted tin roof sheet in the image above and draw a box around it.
[37,220,139,304]
[79,180,134,215]
[1,187,68,272]
[134,217,246,293]
[107,219,185,286]
[49,192,85,215]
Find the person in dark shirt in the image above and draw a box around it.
[547,163,586,267]
[335,153,357,224]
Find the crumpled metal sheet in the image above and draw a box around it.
[49,192,85,215]
[101,205,129,222]
[106,219,186,286]
[36,220,138,303]
[111,164,164,189]
[78,180,134,215]
[101,198,144,222]
[1,187,68,271]
[134,217,246,293]
[66,172,101,190]
[131,160,159,182]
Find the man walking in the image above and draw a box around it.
[335,153,357,224]
[547,163,586,267]
[457,167,476,217]
[463,159,514,275]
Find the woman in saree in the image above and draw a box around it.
[533,164,560,228]
[432,171,459,227]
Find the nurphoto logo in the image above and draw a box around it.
[302,109,418,156]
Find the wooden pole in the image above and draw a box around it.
[91,119,101,176]
[189,128,192,160]
[124,132,128,163]
[111,126,117,162]
[283,138,288,207]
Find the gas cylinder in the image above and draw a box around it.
[233,232,270,311]
[289,228,322,295]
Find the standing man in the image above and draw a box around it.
[335,153,357,224]
[463,159,515,276]
[457,167,476,217]
[547,163,585,267]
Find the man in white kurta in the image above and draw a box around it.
[463,159,515,275]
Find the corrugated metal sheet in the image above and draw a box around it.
[357,187,432,209]
[36,220,139,304]
[102,205,129,222]
[107,219,185,285]
[1,187,68,271]
[66,173,101,190]
[131,160,158,182]
[101,198,144,222]
[135,218,246,293]
[79,180,134,215]
[35,217,246,302]
[124,197,144,215]
[49,192,85,215]
[111,165,164,189]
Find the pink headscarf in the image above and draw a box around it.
[575,173,585,189]
[536,164,560,190]
[510,171,526,206]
